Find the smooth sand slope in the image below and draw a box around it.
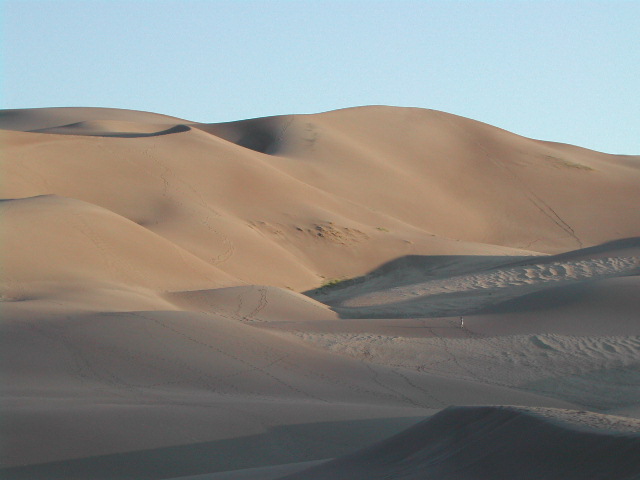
[281,406,640,480]
[1,105,639,479]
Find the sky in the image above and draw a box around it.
[2,0,639,154]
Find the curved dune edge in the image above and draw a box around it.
[29,121,191,138]
[1,194,234,293]
[282,406,640,480]
[0,106,187,131]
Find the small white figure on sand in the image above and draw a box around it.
[460,316,464,329]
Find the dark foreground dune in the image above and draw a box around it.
[282,406,640,480]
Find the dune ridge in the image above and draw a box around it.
[1,105,639,479]
[281,406,640,480]
[29,120,192,137]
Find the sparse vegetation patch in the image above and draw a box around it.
[319,277,350,290]
[543,155,594,171]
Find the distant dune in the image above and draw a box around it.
[1,106,639,479]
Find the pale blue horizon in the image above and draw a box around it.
[2,0,639,154]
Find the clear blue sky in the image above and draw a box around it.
[2,0,639,154]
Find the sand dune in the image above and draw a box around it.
[1,105,639,479]
[2,194,230,287]
[0,106,184,131]
[3,302,571,469]
[166,285,338,324]
[282,406,640,480]
[4,106,640,289]
[310,238,640,318]
[169,406,640,480]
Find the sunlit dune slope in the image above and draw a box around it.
[1,195,233,296]
[3,106,639,292]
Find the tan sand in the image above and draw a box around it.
[1,105,639,478]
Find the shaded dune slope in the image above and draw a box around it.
[284,406,640,480]
[2,305,570,469]
[308,238,639,319]
[196,116,293,155]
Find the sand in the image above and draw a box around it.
[280,406,640,480]
[1,105,639,479]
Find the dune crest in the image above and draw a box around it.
[29,120,192,137]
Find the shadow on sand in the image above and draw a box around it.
[0,416,422,480]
